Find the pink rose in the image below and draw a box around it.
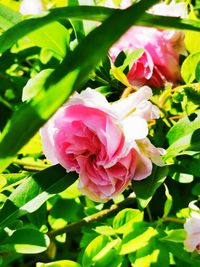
[184,212,200,254]
[110,2,187,88]
[40,87,164,202]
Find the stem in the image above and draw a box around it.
[48,197,135,238]
[146,205,153,222]
[163,217,185,224]
[13,159,50,171]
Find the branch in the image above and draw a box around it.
[48,197,135,238]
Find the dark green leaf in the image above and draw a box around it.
[134,166,168,209]
[166,112,200,159]
[0,228,49,254]
[0,165,78,228]
[0,4,21,30]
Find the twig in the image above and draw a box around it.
[13,159,49,171]
[163,217,185,224]
[48,197,135,238]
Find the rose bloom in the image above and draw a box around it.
[184,212,200,254]
[110,1,187,88]
[40,87,164,202]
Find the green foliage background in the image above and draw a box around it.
[0,0,200,266]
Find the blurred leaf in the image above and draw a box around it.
[0,3,21,30]
[0,6,114,54]
[134,166,168,209]
[184,10,200,54]
[22,69,54,102]
[163,184,173,218]
[120,225,158,255]
[181,51,200,83]
[0,165,78,228]
[19,133,42,155]
[0,228,49,254]
[28,22,69,59]
[161,229,186,243]
[113,208,143,234]
[37,260,82,267]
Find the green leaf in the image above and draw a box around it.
[0,0,159,172]
[163,184,173,218]
[0,4,21,30]
[181,51,200,83]
[165,112,200,159]
[134,166,168,209]
[0,6,114,54]
[0,165,78,228]
[195,61,200,82]
[82,235,121,267]
[120,225,158,255]
[68,0,85,43]
[130,239,169,267]
[162,242,200,265]
[37,260,82,267]
[0,228,49,254]
[161,229,186,243]
[113,208,143,234]
[22,69,54,102]
[27,22,69,59]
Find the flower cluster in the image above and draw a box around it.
[41,87,164,202]
[110,0,187,88]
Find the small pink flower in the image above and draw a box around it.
[184,212,200,254]
[110,2,187,88]
[40,87,164,202]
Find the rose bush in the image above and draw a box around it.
[184,212,200,254]
[40,87,164,201]
[110,1,187,88]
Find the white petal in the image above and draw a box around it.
[40,119,58,164]
[122,115,148,142]
[112,86,153,119]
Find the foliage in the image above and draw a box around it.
[0,0,200,266]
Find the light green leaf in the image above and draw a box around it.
[0,165,78,228]
[161,229,186,243]
[120,226,158,255]
[37,260,82,267]
[27,22,69,59]
[181,51,200,83]
[165,112,200,159]
[113,208,143,234]
[0,3,21,30]
[82,235,121,267]
[0,228,49,254]
[131,239,169,267]
[163,184,173,218]
[22,69,54,102]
